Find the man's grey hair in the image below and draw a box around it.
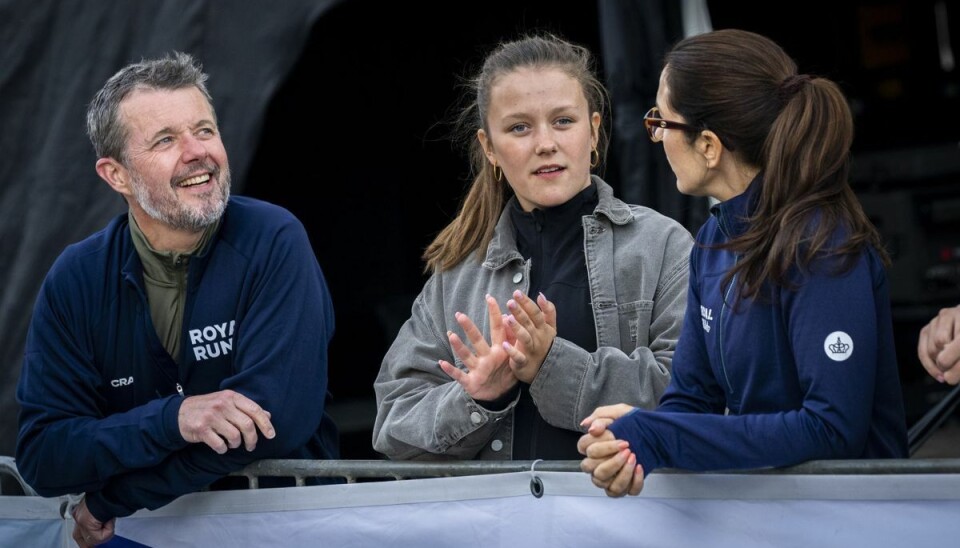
[86,51,214,163]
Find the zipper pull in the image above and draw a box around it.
[176,383,185,397]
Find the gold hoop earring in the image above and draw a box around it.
[494,165,503,182]
[590,148,600,168]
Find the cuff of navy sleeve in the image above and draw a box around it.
[83,490,118,522]
[161,395,188,448]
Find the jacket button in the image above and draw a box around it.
[512,272,523,283]
[491,439,503,452]
[470,412,482,424]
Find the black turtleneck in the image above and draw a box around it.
[507,180,599,459]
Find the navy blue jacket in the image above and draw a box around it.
[16,196,338,520]
[609,181,908,473]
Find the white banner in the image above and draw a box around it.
[3,470,960,547]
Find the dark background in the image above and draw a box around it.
[2,0,958,462]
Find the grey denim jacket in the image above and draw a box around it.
[372,177,694,460]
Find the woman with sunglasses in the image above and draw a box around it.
[372,33,694,461]
[578,29,908,496]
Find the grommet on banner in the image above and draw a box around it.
[529,459,544,498]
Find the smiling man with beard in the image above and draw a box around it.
[14,52,339,547]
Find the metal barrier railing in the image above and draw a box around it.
[228,457,960,489]
[231,459,584,487]
[908,383,960,455]
[3,386,957,494]
[4,456,960,495]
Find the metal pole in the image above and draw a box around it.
[908,382,960,456]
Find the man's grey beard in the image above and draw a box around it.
[130,166,231,231]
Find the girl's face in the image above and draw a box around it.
[478,67,600,212]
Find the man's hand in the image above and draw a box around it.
[72,497,115,547]
[178,389,275,454]
[918,304,960,384]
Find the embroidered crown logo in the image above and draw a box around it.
[828,337,850,354]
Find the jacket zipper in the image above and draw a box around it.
[717,272,737,394]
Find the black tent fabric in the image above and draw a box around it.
[0,0,342,457]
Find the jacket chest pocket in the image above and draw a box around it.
[617,300,654,348]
